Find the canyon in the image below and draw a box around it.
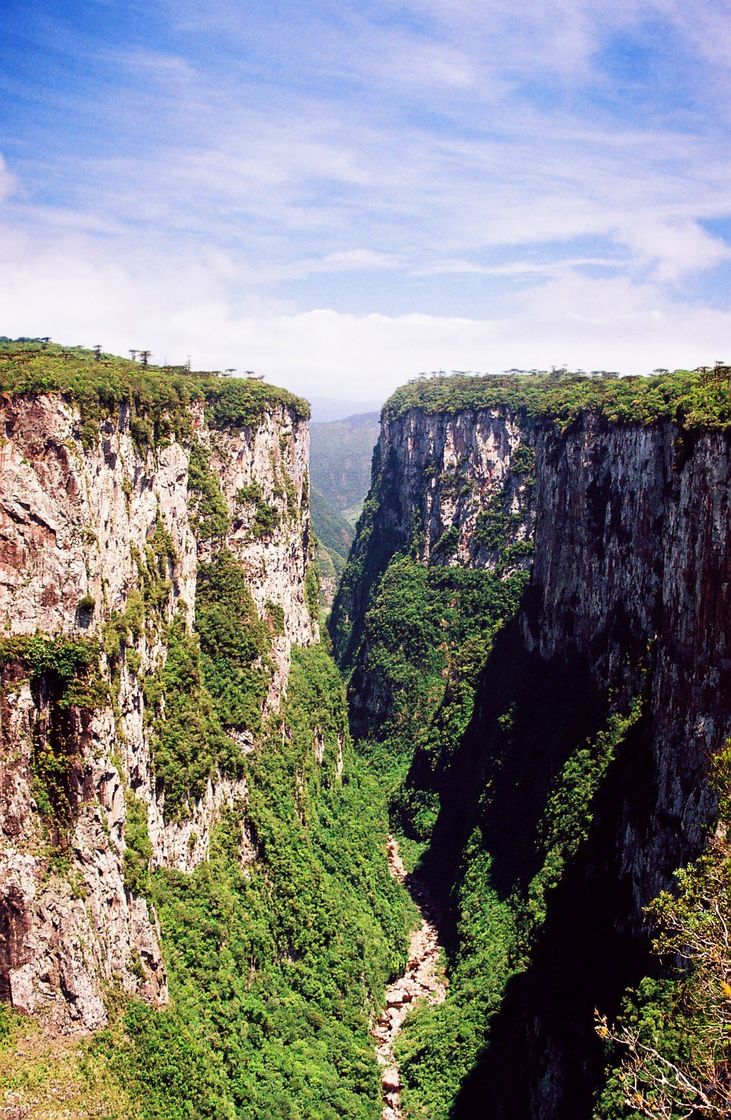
[0,347,728,1120]
[373,836,446,1120]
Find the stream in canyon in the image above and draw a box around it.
[372,837,447,1120]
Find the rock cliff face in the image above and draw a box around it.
[444,415,729,1119]
[0,388,317,1031]
[331,386,730,1119]
[331,405,535,674]
[523,418,727,905]
[378,406,535,567]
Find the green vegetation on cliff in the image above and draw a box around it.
[0,1010,133,1120]
[0,634,107,850]
[0,341,309,447]
[596,742,731,1120]
[354,555,528,849]
[103,644,414,1120]
[141,545,274,819]
[58,417,413,1117]
[341,530,650,1119]
[386,369,730,431]
[234,480,282,540]
[144,616,244,819]
[0,633,102,708]
[195,549,273,734]
[188,443,231,540]
[0,345,416,1120]
[330,370,729,1119]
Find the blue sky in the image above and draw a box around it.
[1,0,730,400]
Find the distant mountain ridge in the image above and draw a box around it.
[310,411,381,521]
[308,396,382,422]
[309,411,381,607]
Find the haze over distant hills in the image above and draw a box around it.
[308,396,382,423]
[310,411,381,523]
[309,410,381,603]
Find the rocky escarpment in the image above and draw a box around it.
[331,372,730,1120]
[523,419,727,901]
[332,406,535,663]
[438,415,729,1119]
[331,405,536,739]
[0,376,317,1031]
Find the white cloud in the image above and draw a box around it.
[6,0,731,277]
[401,0,731,76]
[1,0,729,398]
[413,256,623,277]
[118,48,198,83]
[618,219,731,281]
[1,227,728,401]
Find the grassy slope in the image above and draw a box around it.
[0,1008,133,1119]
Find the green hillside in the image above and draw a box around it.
[310,486,355,559]
[310,412,380,524]
[309,411,381,599]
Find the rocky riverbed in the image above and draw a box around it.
[372,837,447,1120]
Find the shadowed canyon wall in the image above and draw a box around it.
[331,378,730,1119]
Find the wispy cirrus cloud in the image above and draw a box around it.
[0,156,18,203]
[413,257,625,278]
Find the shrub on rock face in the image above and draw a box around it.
[596,743,731,1120]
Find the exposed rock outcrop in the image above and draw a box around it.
[523,419,728,909]
[331,407,535,675]
[332,406,536,742]
[0,387,317,1031]
[447,416,729,1118]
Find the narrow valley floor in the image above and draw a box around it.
[372,837,447,1120]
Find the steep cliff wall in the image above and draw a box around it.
[331,404,536,746]
[331,371,730,1119]
[0,357,317,1031]
[332,406,533,659]
[523,419,727,903]
[438,415,729,1119]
